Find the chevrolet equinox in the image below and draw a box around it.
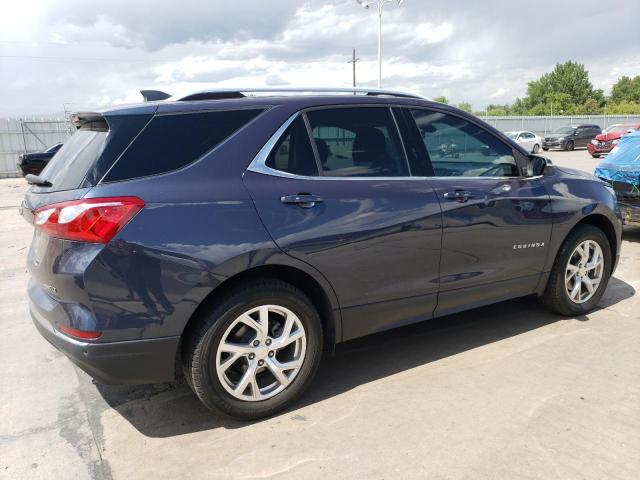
[22,88,622,420]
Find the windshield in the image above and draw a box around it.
[505,132,518,139]
[552,126,575,134]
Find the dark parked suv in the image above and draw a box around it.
[542,124,601,151]
[22,88,622,420]
[18,143,63,176]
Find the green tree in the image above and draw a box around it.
[485,104,510,116]
[610,76,640,104]
[522,61,604,114]
[509,98,529,115]
[457,102,472,112]
[575,98,602,115]
[529,92,575,115]
[607,101,640,115]
[433,96,448,104]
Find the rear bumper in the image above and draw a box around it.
[30,304,180,385]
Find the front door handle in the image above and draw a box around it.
[443,190,473,202]
[281,194,324,208]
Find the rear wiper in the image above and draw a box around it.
[25,174,52,187]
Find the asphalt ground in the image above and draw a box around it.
[1,147,638,479]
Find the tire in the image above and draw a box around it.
[565,140,574,151]
[542,147,549,151]
[182,280,323,420]
[591,154,600,158]
[532,144,540,154]
[541,224,612,316]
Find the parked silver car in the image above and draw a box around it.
[505,130,542,153]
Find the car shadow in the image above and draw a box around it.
[95,277,636,438]
[622,224,640,243]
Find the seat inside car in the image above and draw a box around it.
[352,127,389,172]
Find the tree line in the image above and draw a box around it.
[433,61,640,116]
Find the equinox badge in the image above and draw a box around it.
[513,242,545,250]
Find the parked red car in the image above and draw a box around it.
[587,123,640,158]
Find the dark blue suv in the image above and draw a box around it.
[22,88,622,420]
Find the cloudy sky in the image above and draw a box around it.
[1,0,638,116]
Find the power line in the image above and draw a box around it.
[0,54,172,64]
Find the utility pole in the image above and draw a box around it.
[347,48,360,88]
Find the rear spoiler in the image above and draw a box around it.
[140,90,171,102]
[70,112,109,131]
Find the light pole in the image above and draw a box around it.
[356,0,403,88]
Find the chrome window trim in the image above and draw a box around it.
[246,106,533,182]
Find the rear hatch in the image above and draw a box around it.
[23,108,154,338]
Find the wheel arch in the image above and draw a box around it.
[567,213,618,272]
[181,264,340,356]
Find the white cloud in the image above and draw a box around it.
[489,88,507,99]
[0,0,639,116]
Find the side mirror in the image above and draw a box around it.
[524,155,551,177]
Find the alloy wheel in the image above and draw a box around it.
[565,240,604,304]
[215,305,307,401]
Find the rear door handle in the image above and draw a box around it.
[443,190,474,202]
[281,194,324,208]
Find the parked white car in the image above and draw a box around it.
[505,130,542,153]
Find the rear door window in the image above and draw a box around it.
[103,108,263,182]
[306,107,409,177]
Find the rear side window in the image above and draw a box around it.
[306,107,409,177]
[104,109,263,182]
[265,116,319,176]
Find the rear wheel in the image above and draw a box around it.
[532,144,540,153]
[565,140,575,151]
[182,280,323,420]
[541,225,612,316]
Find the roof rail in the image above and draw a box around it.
[178,87,426,102]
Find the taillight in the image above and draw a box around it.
[34,196,144,243]
[56,324,102,340]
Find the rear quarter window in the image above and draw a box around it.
[103,108,263,182]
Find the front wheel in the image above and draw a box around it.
[541,224,612,316]
[591,154,600,158]
[542,147,549,151]
[565,140,575,151]
[182,280,323,420]
[532,144,540,154]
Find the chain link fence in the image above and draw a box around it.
[1,114,640,179]
[0,117,72,178]
[480,115,640,137]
